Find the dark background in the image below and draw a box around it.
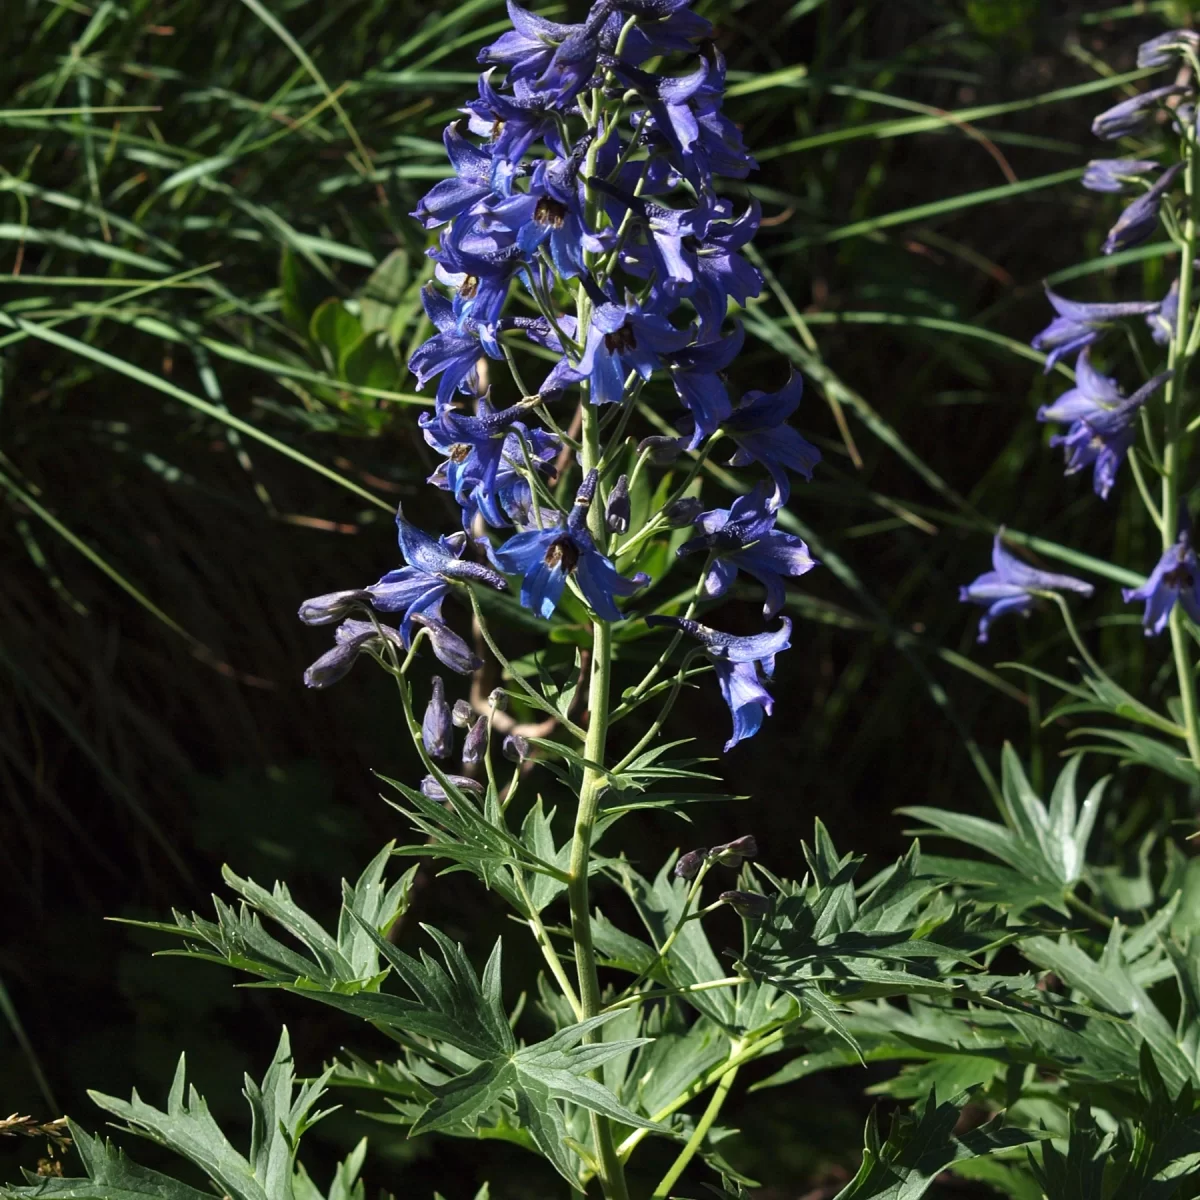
[1,0,1188,1194]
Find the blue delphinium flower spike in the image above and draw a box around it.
[1102,163,1182,254]
[723,371,821,508]
[645,615,792,751]
[493,471,648,619]
[1039,361,1170,499]
[677,484,817,618]
[1082,158,1160,194]
[367,506,506,645]
[1031,286,1159,372]
[960,533,1093,643]
[1123,530,1200,635]
[1092,85,1186,139]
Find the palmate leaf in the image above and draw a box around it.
[0,1124,215,1200]
[127,843,416,992]
[1027,1106,1112,1199]
[901,748,1105,912]
[741,831,1020,1051]
[2,1031,336,1200]
[1022,924,1196,1094]
[413,1012,655,1190]
[834,1090,1039,1200]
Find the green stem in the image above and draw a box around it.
[515,873,583,1020]
[1162,127,1200,771]
[651,1062,741,1198]
[1066,887,1114,929]
[566,400,628,1200]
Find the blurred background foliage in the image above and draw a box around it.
[2,0,1197,1194]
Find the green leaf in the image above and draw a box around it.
[901,747,1105,900]
[0,1123,215,1200]
[358,249,411,333]
[339,332,401,390]
[413,1013,656,1190]
[87,1029,333,1200]
[834,1090,1039,1200]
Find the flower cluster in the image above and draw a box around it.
[297,0,823,752]
[964,30,1200,642]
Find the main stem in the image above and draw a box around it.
[1163,126,1200,770]
[567,401,628,1200]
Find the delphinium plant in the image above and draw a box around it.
[19,8,1200,1200]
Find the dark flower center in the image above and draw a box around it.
[1164,566,1194,589]
[460,275,480,300]
[682,235,700,252]
[544,536,580,574]
[603,320,637,355]
[534,197,568,228]
[449,443,472,463]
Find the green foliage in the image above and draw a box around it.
[1,1032,350,1200]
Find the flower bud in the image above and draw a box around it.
[488,687,508,711]
[410,614,484,675]
[420,773,485,802]
[605,474,630,533]
[422,677,453,759]
[452,699,474,728]
[674,848,707,880]
[720,890,770,919]
[710,835,757,868]
[638,435,685,465]
[297,589,372,626]
[664,497,704,527]
[502,732,529,762]
[462,715,488,766]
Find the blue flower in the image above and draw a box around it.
[1031,287,1159,372]
[407,285,496,409]
[959,533,1093,643]
[723,371,821,508]
[430,220,526,330]
[1123,531,1200,635]
[1102,163,1181,254]
[645,614,792,751]
[477,1,613,105]
[412,121,496,229]
[475,151,602,279]
[367,506,507,646]
[465,71,564,193]
[493,471,649,619]
[420,396,559,528]
[541,292,692,405]
[1082,158,1160,194]
[1092,85,1186,139]
[1039,361,1170,499]
[678,484,818,618]
[664,322,743,447]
